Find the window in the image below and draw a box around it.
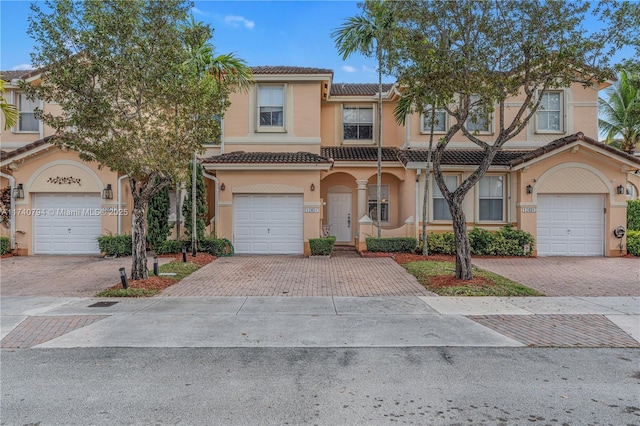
[368,184,389,222]
[466,95,490,133]
[421,108,447,133]
[536,91,562,132]
[343,106,373,140]
[479,176,504,221]
[258,85,284,128]
[17,93,39,132]
[433,176,458,220]
[627,183,638,199]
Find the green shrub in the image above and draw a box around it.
[0,236,9,255]
[200,238,234,256]
[309,236,336,256]
[97,235,132,256]
[154,239,189,255]
[427,232,456,254]
[628,200,640,231]
[627,230,640,256]
[366,237,417,253]
[494,225,535,256]
[468,227,493,255]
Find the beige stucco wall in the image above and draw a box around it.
[3,148,127,254]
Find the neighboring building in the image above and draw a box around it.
[2,67,640,256]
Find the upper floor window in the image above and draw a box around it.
[466,95,491,133]
[368,184,389,222]
[536,91,563,132]
[433,175,457,221]
[479,175,504,221]
[17,93,39,132]
[421,107,447,133]
[257,85,284,129]
[627,183,638,199]
[343,106,373,141]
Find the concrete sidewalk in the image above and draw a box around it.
[2,296,638,349]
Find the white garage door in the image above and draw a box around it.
[537,194,604,256]
[234,194,303,254]
[34,193,102,254]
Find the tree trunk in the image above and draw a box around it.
[131,195,149,280]
[450,202,472,280]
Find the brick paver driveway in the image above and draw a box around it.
[161,255,434,297]
[472,257,640,297]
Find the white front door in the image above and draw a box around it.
[537,194,605,256]
[34,193,102,254]
[328,193,352,242]
[233,194,304,254]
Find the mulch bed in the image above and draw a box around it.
[390,252,493,288]
[109,252,216,291]
[391,253,456,264]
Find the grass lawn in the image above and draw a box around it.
[96,253,213,297]
[403,260,544,296]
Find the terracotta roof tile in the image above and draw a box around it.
[330,83,394,96]
[202,151,333,164]
[0,136,55,162]
[1,70,38,82]
[508,132,640,166]
[251,66,333,75]
[321,146,400,162]
[398,149,532,166]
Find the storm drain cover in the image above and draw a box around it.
[88,301,119,308]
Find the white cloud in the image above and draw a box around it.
[224,15,255,30]
[362,65,376,73]
[342,65,357,73]
[191,7,207,16]
[11,64,33,70]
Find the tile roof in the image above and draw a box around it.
[321,146,400,162]
[330,83,394,96]
[398,149,532,166]
[0,136,55,162]
[1,70,38,82]
[251,66,333,75]
[508,132,640,166]
[202,151,333,164]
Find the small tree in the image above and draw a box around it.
[182,161,207,245]
[147,180,172,250]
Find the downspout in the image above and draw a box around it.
[405,114,411,149]
[117,174,129,235]
[220,118,225,154]
[202,171,219,237]
[415,169,421,241]
[0,172,16,249]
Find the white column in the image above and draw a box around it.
[356,179,368,222]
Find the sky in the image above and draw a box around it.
[0,0,635,85]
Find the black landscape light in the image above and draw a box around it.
[182,246,187,262]
[119,267,129,289]
[153,256,159,276]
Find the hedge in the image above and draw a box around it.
[366,237,417,253]
[155,238,234,256]
[428,225,535,257]
[627,230,640,256]
[628,199,640,231]
[97,235,132,257]
[0,236,9,255]
[309,236,336,256]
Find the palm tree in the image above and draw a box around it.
[599,69,640,153]
[332,0,394,237]
[0,77,19,130]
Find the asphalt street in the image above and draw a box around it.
[2,347,639,425]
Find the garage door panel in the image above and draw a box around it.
[537,194,603,256]
[34,194,101,254]
[234,194,303,254]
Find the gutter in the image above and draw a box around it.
[117,174,129,235]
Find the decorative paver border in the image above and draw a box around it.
[1,315,108,349]
[468,314,640,348]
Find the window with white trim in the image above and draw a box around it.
[466,95,490,133]
[368,184,389,222]
[343,106,373,140]
[257,85,284,128]
[536,91,562,132]
[421,107,447,133]
[433,176,457,220]
[479,176,504,221]
[16,93,39,132]
[627,183,638,199]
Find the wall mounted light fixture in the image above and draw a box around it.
[102,184,113,199]
[617,185,625,195]
[310,183,315,191]
[526,185,533,194]
[12,183,24,199]
[220,183,225,191]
